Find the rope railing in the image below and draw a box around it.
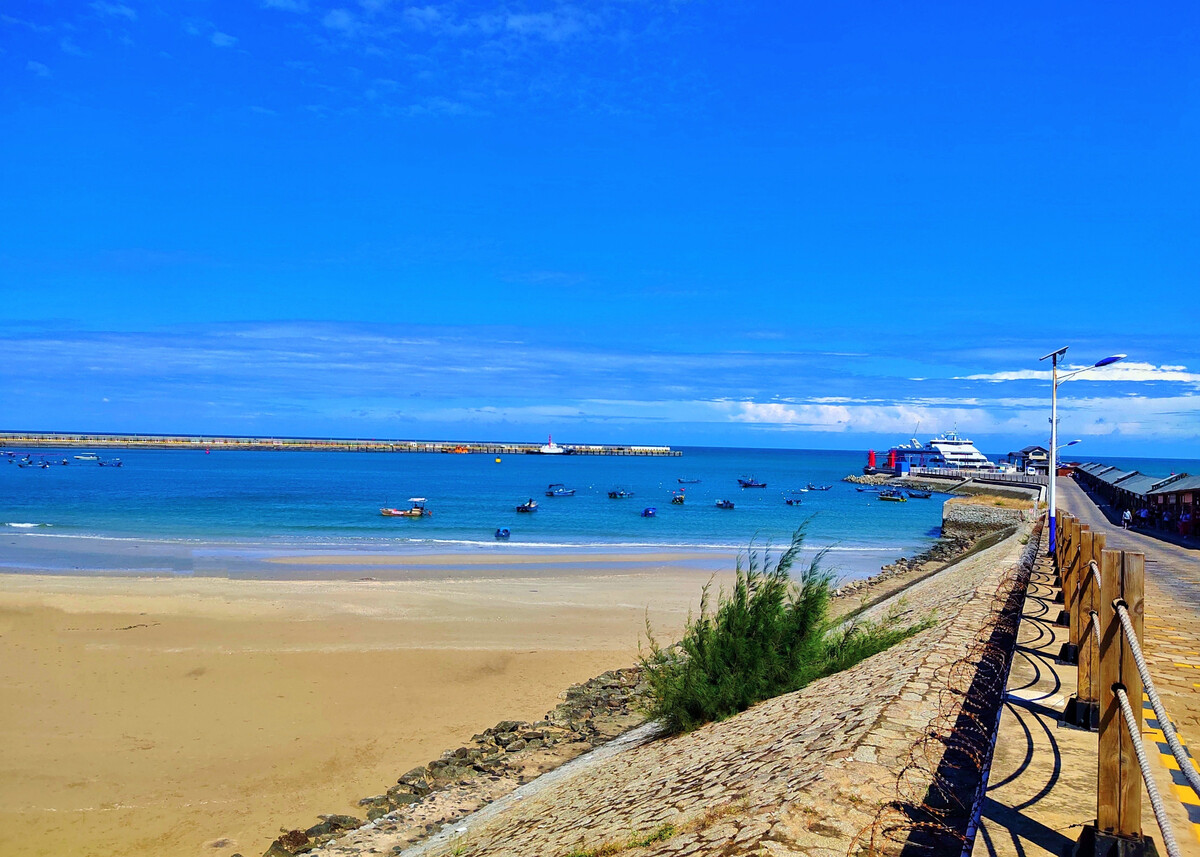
[1114,600,1200,797]
[1114,686,1181,857]
[1051,510,1198,855]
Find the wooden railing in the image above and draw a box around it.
[1052,511,1193,856]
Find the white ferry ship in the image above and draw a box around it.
[889,430,995,470]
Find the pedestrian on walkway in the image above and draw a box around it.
[1122,509,1132,529]
[1180,510,1192,539]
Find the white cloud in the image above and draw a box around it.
[262,0,307,10]
[91,1,137,21]
[957,361,1200,385]
[211,31,237,48]
[26,60,51,77]
[323,8,360,34]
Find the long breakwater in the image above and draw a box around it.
[0,431,681,456]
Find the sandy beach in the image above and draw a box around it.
[0,551,734,857]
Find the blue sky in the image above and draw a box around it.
[2,1,1198,456]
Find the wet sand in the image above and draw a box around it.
[0,552,733,857]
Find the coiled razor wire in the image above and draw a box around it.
[1115,685,1181,857]
[1113,600,1200,799]
[849,519,1042,855]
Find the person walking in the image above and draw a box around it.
[1122,508,1132,529]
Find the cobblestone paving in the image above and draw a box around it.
[309,529,1034,857]
[1060,479,1200,846]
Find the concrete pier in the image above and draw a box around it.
[0,432,682,456]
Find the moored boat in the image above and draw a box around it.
[381,498,432,517]
[515,499,539,512]
[607,488,634,499]
[641,507,657,518]
[670,490,685,505]
[494,527,511,539]
[878,490,907,503]
[545,483,575,497]
[677,477,701,484]
[737,477,767,488]
[715,499,735,509]
[905,490,933,499]
[536,435,568,455]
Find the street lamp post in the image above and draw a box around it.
[1039,348,1126,553]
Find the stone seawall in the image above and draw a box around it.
[301,523,1037,857]
[942,501,1028,539]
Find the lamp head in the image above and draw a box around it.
[1094,354,1126,367]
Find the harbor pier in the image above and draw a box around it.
[0,431,682,457]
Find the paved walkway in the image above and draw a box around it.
[974,483,1200,857]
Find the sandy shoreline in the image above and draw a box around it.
[0,551,735,857]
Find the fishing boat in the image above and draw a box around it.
[878,490,907,503]
[641,507,657,518]
[906,490,933,499]
[536,435,568,455]
[677,477,701,484]
[381,498,431,517]
[494,527,511,540]
[737,477,767,488]
[856,486,878,493]
[671,490,685,505]
[806,483,831,491]
[715,499,735,509]
[607,488,634,499]
[74,453,99,461]
[785,497,802,506]
[545,483,575,497]
[515,499,538,513]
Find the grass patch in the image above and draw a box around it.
[564,824,676,857]
[947,493,1034,510]
[640,527,933,734]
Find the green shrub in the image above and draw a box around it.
[640,527,932,734]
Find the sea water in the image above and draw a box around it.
[11,444,1176,579]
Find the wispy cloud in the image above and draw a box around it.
[210,31,238,48]
[957,362,1200,386]
[90,1,137,21]
[26,60,51,77]
[0,322,1195,449]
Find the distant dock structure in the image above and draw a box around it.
[0,432,683,457]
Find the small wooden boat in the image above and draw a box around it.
[715,499,735,509]
[738,477,767,488]
[381,498,432,517]
[785,497,802,506]
[545,483,575,497]
[677,478,701,484]
[806,483,832,491]
[607,489,634,499]
[515,499,538,513]
[670,490,685,505]
[878,490,907,503]
[494,527,511,539]
[906,490,933,499]
[641,507,657,518]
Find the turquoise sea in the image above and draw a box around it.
[0,446,942,578]
[2,445,1192,580]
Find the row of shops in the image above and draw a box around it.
[1074,462,1198,539]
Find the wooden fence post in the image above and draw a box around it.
[1078,532,1104,724]
[1095,549,1145,840]
[1060,529,1092,664]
